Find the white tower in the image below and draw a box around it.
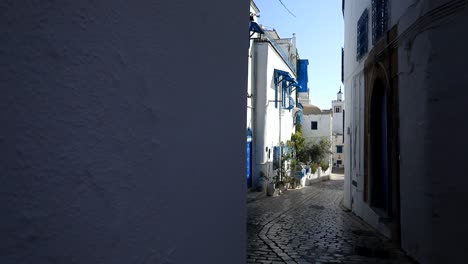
[332,87,344,135]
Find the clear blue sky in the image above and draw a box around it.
[254,0,344,110]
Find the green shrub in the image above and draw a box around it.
[320,160,329,171]
[311,163,319,173]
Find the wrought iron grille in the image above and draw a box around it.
[356,9,369,61]
[372,0,388,44]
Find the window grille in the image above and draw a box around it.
[372,0,388,44]
[356,9,369,61]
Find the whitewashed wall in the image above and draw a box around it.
[301,113,332,173]
[302,113,332,142]
[332,134,344,168]
[395,1,468,262]
[0,0,248,263]
[343,0,370,213]
[344,0,468,262]
[332,99,344,135]
[253,42,297,186]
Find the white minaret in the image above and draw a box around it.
[337,87,343,101]
[332,87,345,135]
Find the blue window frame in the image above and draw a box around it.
[372,0,388,44]
[337,145,343,153]
[274,69,297,110]
[357,9,369,61]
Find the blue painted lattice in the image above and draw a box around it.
[356,9,369,61]
[372,0,388,44]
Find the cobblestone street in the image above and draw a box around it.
[247,175,414,264]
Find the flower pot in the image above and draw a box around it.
[267,182,275,196]
[256,177,267,192]
[290,181,296,189]
[300,176,306,187]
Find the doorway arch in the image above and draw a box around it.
[369,78,391,215]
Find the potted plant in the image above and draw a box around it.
[299,171,307,187]
[282,175,291,190]
[276,180,285,194]
[290,176,299,189]
[257,171,275,196]
[256,171,268,192]
[264,172,277,196]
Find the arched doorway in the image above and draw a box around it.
[369,78,391,216]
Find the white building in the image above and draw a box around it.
[246,0,261,189]
[331,88,345,168]
[302,107,332,144]
[332,88,344,135]
[332,134,344,168]
[301,106,333,171]
[343,0,468,262]
[247,1,301,189]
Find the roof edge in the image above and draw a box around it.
[250,0,260,13]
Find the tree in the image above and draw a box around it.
[303,139,332,165]
[290,128,305,160]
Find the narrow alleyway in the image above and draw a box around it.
[247,175,414,264]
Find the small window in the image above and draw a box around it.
[337,146,343,153]
[311,121,318,130]
[335,107,341,113]
[337,160,342,165]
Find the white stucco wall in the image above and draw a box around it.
[302,112,333,170]
[0,0,248,263]
[302,113,332,142]
[332,135,345,168]
[332,99,344,135]
[252,42,297,186]
[343,0,370,212]
[396,1,468,262]
[297,92,310,105]
[344,0,468,262]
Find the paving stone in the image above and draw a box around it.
[248,178,414,264]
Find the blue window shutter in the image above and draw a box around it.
[337,146,343,153]
[273,146,280,170]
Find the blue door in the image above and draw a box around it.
[247,128,252,188]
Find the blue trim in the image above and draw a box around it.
[246,128,252,188]
[249,21,264,34]
[297,60,309,93]
[274,69,298,109]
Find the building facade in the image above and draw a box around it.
[331,88,345,168]
[343,0,468,262]
[302,108,333,145]
[248,1,302,189]
[332,134,344,168]
[301,106,333,172]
